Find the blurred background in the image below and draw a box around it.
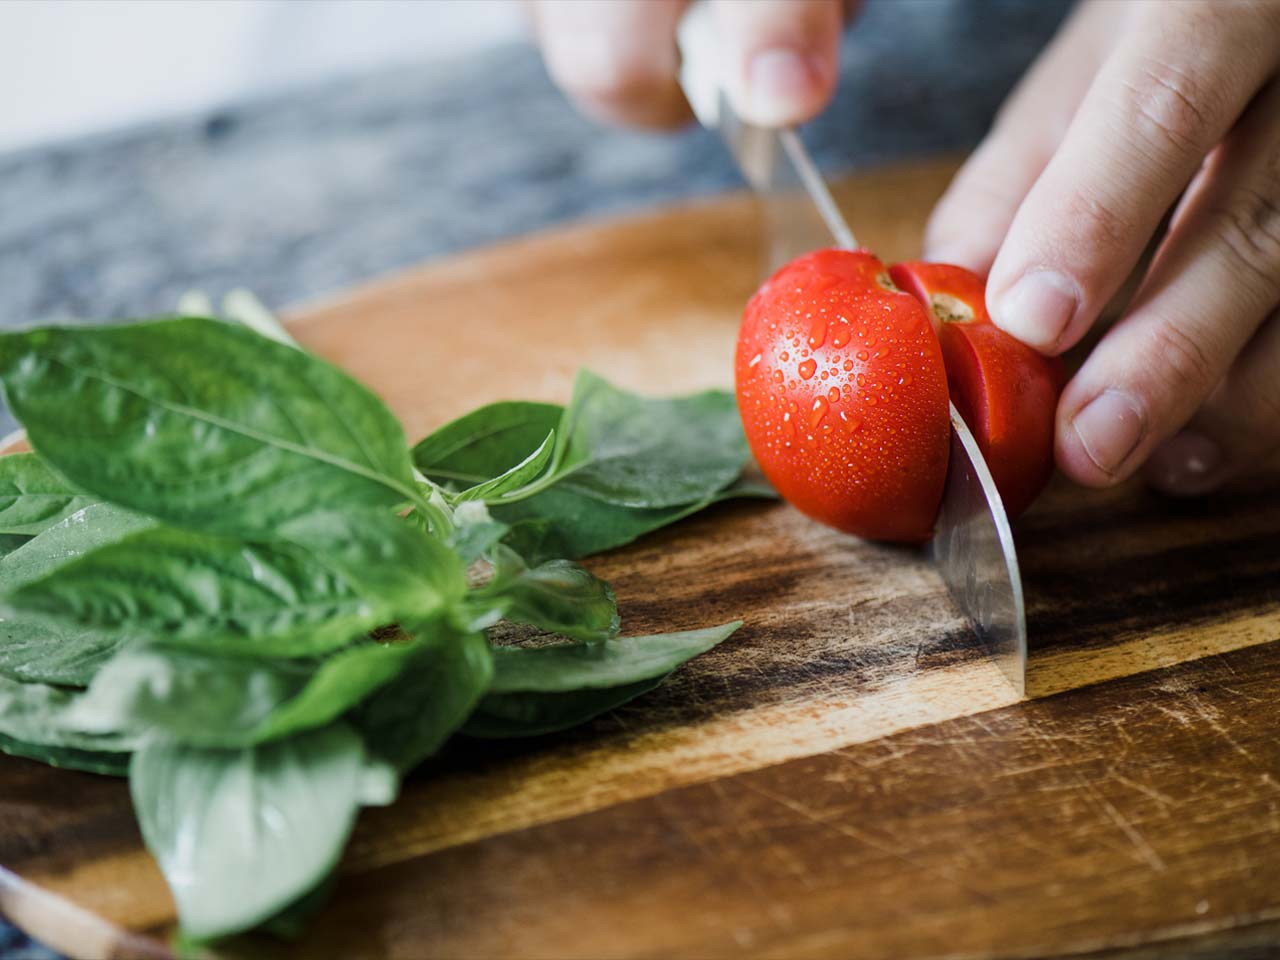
[0,1,527,154]
[0,0,1070,325]
[0,1,1069,955]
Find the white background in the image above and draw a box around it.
[0,0,528,155]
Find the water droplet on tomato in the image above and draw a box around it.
[773,369,784,383]
[781,412,796,437]
[809,396,828,429]
[788,399,798,414]
[779,350,790,362]
[843,359,854,372]
[839,410,863,433]
[798,358,817,380]
[748,353,762,368]
[902,375,913,385]
[807,318,828,349]
[820,370,830,380]
[830,322,851,348]
[856,349,869,361]
[856,373,867,387]
[827,387,840,404]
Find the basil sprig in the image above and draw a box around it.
[0,306,771,942]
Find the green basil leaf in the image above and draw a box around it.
[352,627,492,772]
[69,641,422,748]
[463,623,739,739]
[553,371,748,508]
[131,722,396,941]
[2,525,381,657]
[0,453,98,535]
[2,502,157,588]
[495,480,776,564]
[277,509,467,620]
[461,676,666,739]
[449,500,510,566]
[0,318,420,538]
[0,503,156,685]
[454,430,555,504]
[0,732,130,776]
[486,621,740,694]
[0,673,141,757]
[483,545,618,642]
[412,401,563,489]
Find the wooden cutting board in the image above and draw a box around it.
[3,157,1280,960]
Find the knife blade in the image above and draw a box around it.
[678,7,1027,694]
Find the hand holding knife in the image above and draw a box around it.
[677,2,1028,694]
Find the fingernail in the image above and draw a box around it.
[745,48,823,126]
[1144,430,1224,496]
[1071,389,1146,477]
[990,270,1078,351]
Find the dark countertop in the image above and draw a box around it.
[0,1,1069,955]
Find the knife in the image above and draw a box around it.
[678,5,1027,694]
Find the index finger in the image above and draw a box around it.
[984,0,1280,355]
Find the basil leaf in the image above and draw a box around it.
[463,622,740,739]
[554,371,748,508]
[131,722,396,941]
[412,401,563,488]
[2,525,382,657]
[496,480,776,565]
[352,627,492,772]
[0,503,156,685]
[455,430,555,504]
[0,453,98,535]
[69,641,421,748]
[0,318,420,538]
[483,545,618,642]
[486,621,740,693]
[449,500,510,566]
[0,732,130,776]
[277,509,466,619]
[461,676,665,739]
[2,502,157,588]
[0,673,140,757]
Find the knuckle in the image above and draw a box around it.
[1208,185,1280,300]
[1122,57,1219,159]
[1147,320,1218,395]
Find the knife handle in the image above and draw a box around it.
[676,1,723,129]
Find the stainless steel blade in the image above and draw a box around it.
[708,93,1028,693]
[931,404,1027,694]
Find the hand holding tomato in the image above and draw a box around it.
[736,250,1060,541]
[533,0,1280,496]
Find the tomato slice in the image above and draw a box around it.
[889,261,1062,519]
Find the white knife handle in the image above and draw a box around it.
[676,1,723,129]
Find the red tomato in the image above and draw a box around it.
[889,261,1061,519]
[735,249,951,542]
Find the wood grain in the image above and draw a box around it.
[2,156,1278,959]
